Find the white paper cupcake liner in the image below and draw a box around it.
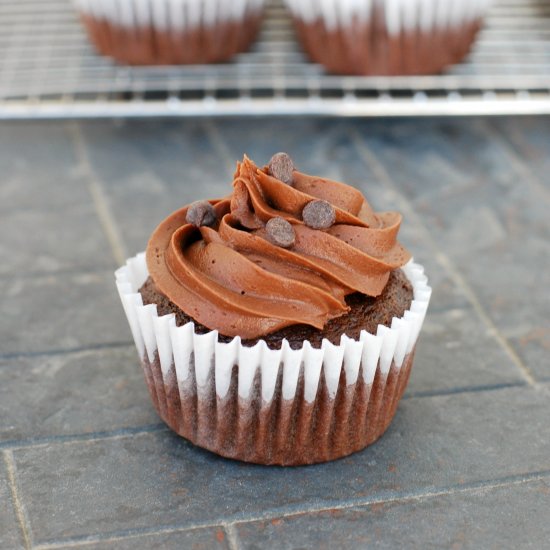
[74,0,267,31]
[116,253,430,464]
[283,0,492,34]
[74,0,267,65]
[284,0,492,76]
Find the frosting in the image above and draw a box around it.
[146,156,411,339]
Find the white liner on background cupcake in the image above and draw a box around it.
[116,252,431,465]
[284,0,493,75]
[284,0,492,34]
[74,0,267,65]
[74,0,267,30]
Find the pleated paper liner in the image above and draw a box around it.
[74,0,267,65]
[284,0,492,75]
[116,253,431,465]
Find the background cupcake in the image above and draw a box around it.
[115,154,431,465]
[74,0,267,65]
[284,0,493,75]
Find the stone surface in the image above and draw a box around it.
[236,477,550,550]
[12,386,550,542]
[2,117,549,548]
[0,122,114,275]
[0,202,114,276]
[0,270,130,356]
[0,457,24,549]
[407,302,524,397]
[212,118,377,185]
[0,347,157,443]
[78,120,228,256]
[353,117,550,382]
[59,528,230,549]
[490,116,550,194]
[0,122,81,210]
[487,118,550,381]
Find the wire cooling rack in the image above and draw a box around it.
[0,0,549,118]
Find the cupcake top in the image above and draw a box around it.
[146,154,410,339]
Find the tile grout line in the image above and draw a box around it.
[0,424,168,452]
[68,122,128,266]
[31,470,550,549]
[223,523,242,550]
[479,119,550,205]
[3,450,33,550]
[0,341,134,362]
[349,129,538,388]
[202,119,236,174]
[433,251,537,388]
[0,265,120,282]
[401,381,527,400]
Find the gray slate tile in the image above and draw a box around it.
[78,120,229,256]
[2,117,548,548]
[0,456,24,549]
[212,118,371,182]
[0,347,156,443]
[490,116,550,194]
[12,386,550,543]
[0,122,114,275]
[383,211,523,396]
[407,303,524,397]
[236,477,550,550]
[454,240,550,383]
[0,201,114,277]
[352,118,517,204]
[0,271,129,355]
[58,528,230,549]
[352,118,550,382]
[0,122,80,210]
[412,162,550,382]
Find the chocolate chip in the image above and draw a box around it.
[186,200,217,228]
[266,217,296,248]
[302,200,336,230]
[268,152,295,185]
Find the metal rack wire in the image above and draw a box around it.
[0,0,549,118]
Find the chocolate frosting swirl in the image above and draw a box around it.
[146,156,411,339]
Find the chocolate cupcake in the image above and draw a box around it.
[115,154,431,465]
[284,0,492,75]
[74,0,267,65]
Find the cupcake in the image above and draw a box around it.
[284,0,492,75]
[74,0,267,65]
[115,153,431,465]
